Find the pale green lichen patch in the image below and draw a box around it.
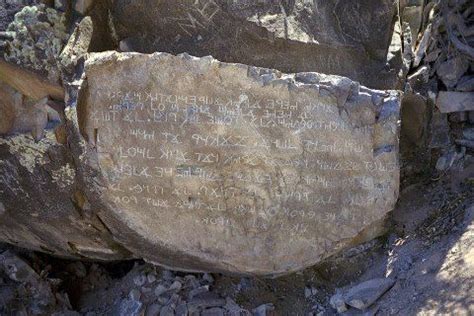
[0,131,56,173]
[4,4,68,82]
[51,163,75,188]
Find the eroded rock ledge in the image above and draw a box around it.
[1,48,400,275]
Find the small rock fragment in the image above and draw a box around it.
[329,293,348,313]
[147,273,157,284]
[252,303,275,316]
[343,278,395,310]
[154,284,167,297]
[145,303,162,316]
[201,307,225,316]
[413,24,431,67]
[436,56,469,88]
[188,285,209,299]
[437,92,474,113]
[305,285,318,298]
[0,251,40,283]
[456,76,474,92]
[129,288,141,300]
[202,273,214,284]
[133,274,146,286]
[162,270,174,281]
[116,297,143,316]
[159,305,174,316]
[175,303,188,316]
[168,280,182,293]
[74,0,94,15]
[455,139,474,150]
[429,112,451,148]
[463,128,474,141]
[187,298,226,313]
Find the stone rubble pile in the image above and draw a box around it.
[1,245,275,316]
[399,0,474,175]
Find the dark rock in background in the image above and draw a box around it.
[109,0,401,90]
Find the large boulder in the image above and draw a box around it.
[67,52,399,275]
[110,0,401,90]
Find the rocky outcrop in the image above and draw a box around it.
[0,51,401,275]
[110,0,401,90]
[74,52,400,275]
[0,0,405,276]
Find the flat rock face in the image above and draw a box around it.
[110,0,400,90]
[77,52,400,275]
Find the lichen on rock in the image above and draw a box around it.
[3,4,68,83]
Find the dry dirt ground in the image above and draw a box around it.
[1,158,473,315]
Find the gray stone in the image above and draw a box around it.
[429,112,451,148]
[162,270,174,280]
[145,303,162,316]
[0,250,39,283]
[59,16,93,78]
[187,298,226,311]
[463,128,474,141]
[343,278,395,310]
[54,0,68,12]
[109,0,401,90]
[133,274,146,286]
[201,307,225,316]
[455,139,474,150]
[74,51,400,275]
[456,76,474,92]
[129,288,141,300]
[115,296,143,316]
[449,112,468,123]
[435,156,449,172]
[469,111,474,124]
[401,94,430,147]
[437,92,474,113]
[402,5,423,49]
[224,297,246,315]
[202,273,214,284]
[305,285,318,298]
[329,293,348,314]
[174,303,188,316]
[436,56,469,89]
[168,280,182,292]
[188,285,209,300]
[252,303,275,316]
[154,284,168,297]
[147,272,157,284]
[159,305,175,316]
[74,0,95,15]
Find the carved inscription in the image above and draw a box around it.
[87,86,397,238]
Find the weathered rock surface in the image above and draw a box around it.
[69,52,401,275]
[437,92,474,113]
[343,278,395,310]
[109,0,401,90]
